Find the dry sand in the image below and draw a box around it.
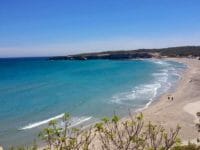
[142,58,200,142]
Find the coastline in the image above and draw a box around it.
[25,58,200,149]
[141,57,200,142]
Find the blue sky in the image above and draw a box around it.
[0,0,200,57]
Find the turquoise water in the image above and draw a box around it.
[0,58,185,147]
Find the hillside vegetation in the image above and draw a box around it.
[50,46,200,60]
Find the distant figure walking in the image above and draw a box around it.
[168,96,174,101]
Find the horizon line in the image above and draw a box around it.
[0,45,199,59]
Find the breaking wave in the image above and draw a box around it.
[111,83,161,105]
[19,114,92,130]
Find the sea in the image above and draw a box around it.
[0,58,186,148]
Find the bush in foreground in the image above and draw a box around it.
[8,111,200,150]
[9,113,186,150]
[95,113,181,150]
[172,143,200,150]
[8,112,200,150]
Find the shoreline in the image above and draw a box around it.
[141,57,200,142]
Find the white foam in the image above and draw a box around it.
[111,83,161,105]
[135,83,163,112]
[152,70,169,83]
[20,114,92,130]
[68,116,92,128]
[150,60,170,66]
[172,73,181,78]
[20,113,65,130]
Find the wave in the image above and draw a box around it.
[19,114,92,130]
[111,83,161,105]
[150,59,170,66]
[135,83,164,112]
[68,116,92,128]
[19,113,65,130]
[152,69,169,83]
[151,60,183,79]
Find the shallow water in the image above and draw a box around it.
[0,58,185,147]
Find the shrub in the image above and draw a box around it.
[95,113,181,150]
[172,142,200,150]
[10,113,200,150]
[196,112,200,143]
[38,113,95,150]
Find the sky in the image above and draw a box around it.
[0,0,200,57]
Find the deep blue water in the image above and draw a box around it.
[0,58,185,147]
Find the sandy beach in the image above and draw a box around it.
[142,58,200,142]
